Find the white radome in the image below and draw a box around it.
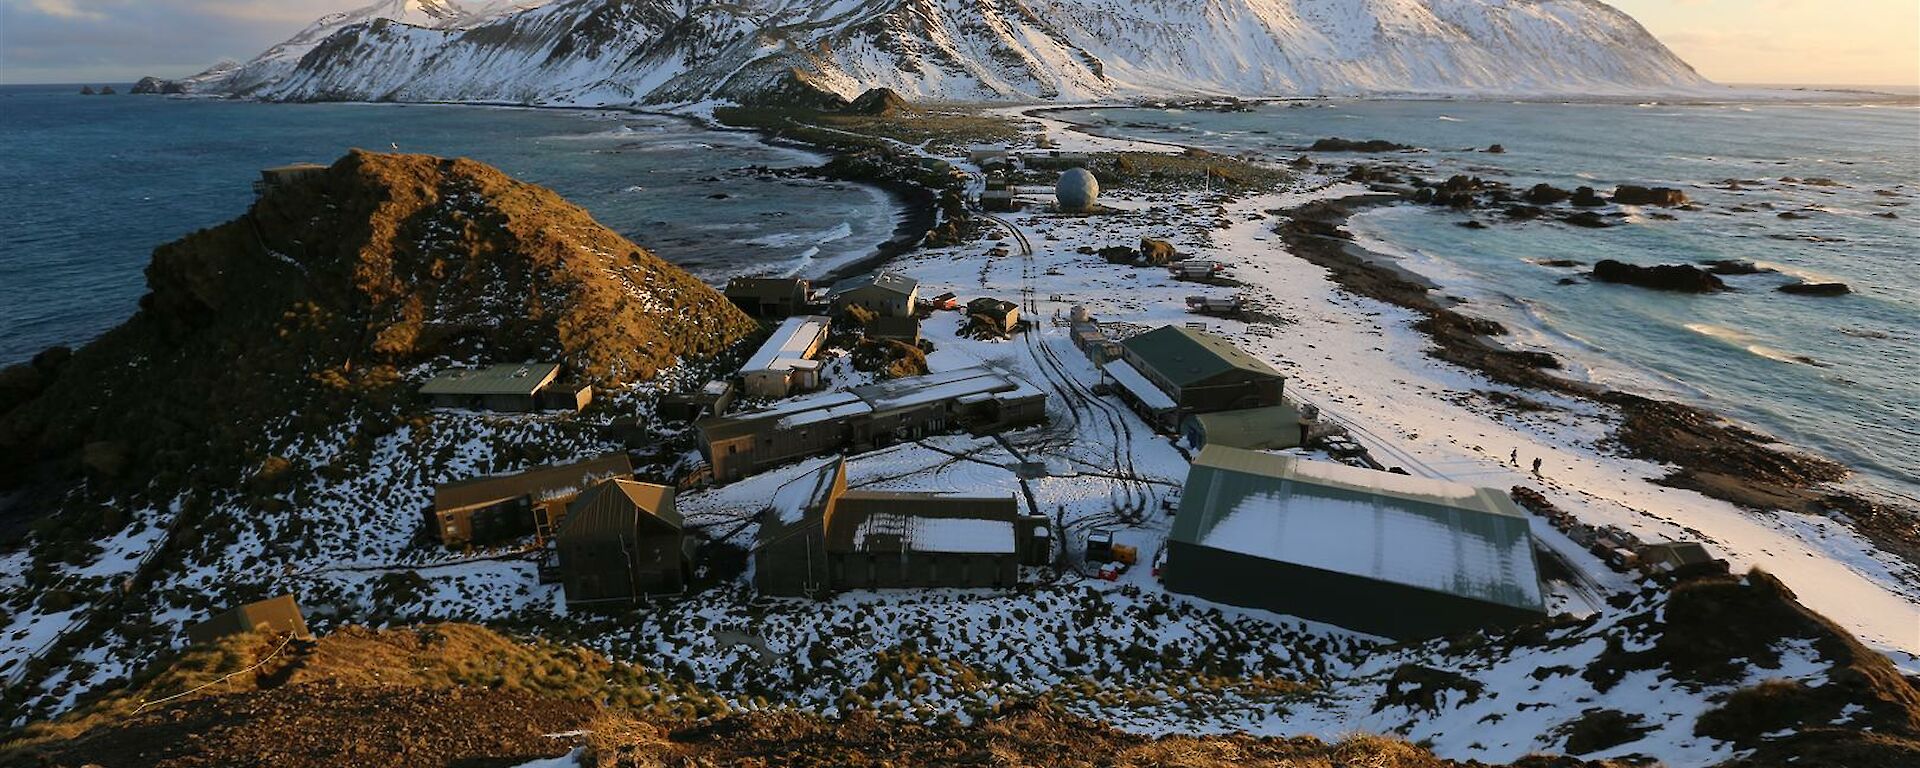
[1056,168,1099,212]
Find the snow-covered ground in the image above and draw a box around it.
[4,104,1911,765]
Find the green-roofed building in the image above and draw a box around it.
[1180,404,1309,452]
[1166,446,1547,640]
[418,362,591,412]
[556,479,690,608]
[1114,325,1284,428]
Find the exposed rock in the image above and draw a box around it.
[1526,184,1573,205]
[1485,144,1506,154]
[1138,238,1179,265]
[98,85,117,95]
[1097,245,1137,264]
[0,151,755,493]
[1457,220,1489,230]
[1592,260,1727,292]
[79,85,95,95]
[1308,137,1414,152]
[1778,281,1852,297]
[1778,211,1813,220]
[845,87,909,116]
[1533,259,1585,268]
[1570,187,1607,207]
[1563,212,1614,229]
[1504,205,1546,220]
[1702,260,1770,276]
[131,76,189,95]
[1612,185,1689,206]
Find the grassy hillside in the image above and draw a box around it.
[0,150,755,534]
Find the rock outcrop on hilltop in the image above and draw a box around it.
[0,150,754,502]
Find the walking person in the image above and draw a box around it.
[1509,448,1519,465]
[1532,457,1543,477]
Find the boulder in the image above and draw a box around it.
[79,85,95,95]
[1138,238,1179,265]
[1701,260,1770,276]
[1777,281,1851,296]
[1592,260,1727,292]
[1308,137,1414,152]
[1504,205,1546,221]
[1563,212,1614,229]
[1098,246,1137,265]
[1570,187,1608,207]
[1456,220,1489,230]
[1526,184,1573,205]
[1612,185,1690,207]
[1485,144,1506,154]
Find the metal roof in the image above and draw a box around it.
[1173,446,1543,612]
[434,453,632,513]
[725,277,807,298]
[852,270,919,298]
[824,492,1021,554]
[1185,403,1306,450]
[740,315,830,374]
[1121,326,1283,389]
[419,363,561,397]
[559,479,681,543]
[1104,360,1176,412]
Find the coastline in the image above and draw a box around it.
[1034,104,1919,573]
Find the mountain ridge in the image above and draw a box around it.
[189,0,1713,105]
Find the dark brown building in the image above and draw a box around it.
[184,595,311,645]
[697,367,1046,482]
[754,459,1045,597]
[725,277,812,318]
[430,454,633,547]
[556,479,689,608]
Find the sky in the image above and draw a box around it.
[0,0,1916,87]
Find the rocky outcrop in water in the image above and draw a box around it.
[1592,260,1726,292]
[1612,185,1689,206]
[1778,281,1852,296]
[131,76,189,95]
[1310,138,1415,152]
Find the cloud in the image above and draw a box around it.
[20,0,104,20]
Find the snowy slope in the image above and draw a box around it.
[204,0,1711,104]
[189,0,555,94]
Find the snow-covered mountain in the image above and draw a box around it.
[199,0,1711,104]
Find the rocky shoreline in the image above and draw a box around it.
[1274,194,1919,570]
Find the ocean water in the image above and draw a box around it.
[0,85,898,367]
[1073,100,1920,504]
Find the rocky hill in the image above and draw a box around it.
[0,149,753,517]
[189,0,1710,105]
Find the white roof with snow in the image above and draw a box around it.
[740,315,830,375]
[1175,446,1544,612]
[854,514,1017,555]
[1103,359,1177,412]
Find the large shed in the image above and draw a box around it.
[419,363,589,412]
[431,453,633,547]
[1165,446,1546,640]
[834,271,920,318]
[739,315,831,398]
[725,277,812,318]
[184,595,311,646]
[1115,326,1284,427]
[556,479,689,608]
[754,459,1042,596]
[1181,403,1308,452]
